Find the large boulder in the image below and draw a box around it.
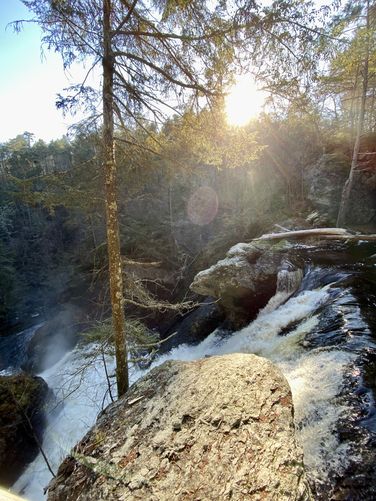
[0,373,48,486]
[47,354,310,501]
[190,239,299,326]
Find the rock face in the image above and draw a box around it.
[47,354,310,501]
[189,232,371,327]
[161,297,225,352]
[305,154,349,224]
[305,153,376,228]
[346,152,376,228]
[190,239,299,326]
[0,373,48,486]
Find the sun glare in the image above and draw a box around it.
[225,75,266,126]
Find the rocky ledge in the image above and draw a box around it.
[47,354,310,501]
[190,228,375,327]
[190,238,300,326]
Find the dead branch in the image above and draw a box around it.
[255,228,376,241]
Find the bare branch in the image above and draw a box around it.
[114,0,140,34]
[113,50,210,94]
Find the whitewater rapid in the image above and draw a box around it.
[13,268,370,499]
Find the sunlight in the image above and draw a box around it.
[225,75,267,126]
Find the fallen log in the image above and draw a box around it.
[256,228,376,242]
[316,234,376,241]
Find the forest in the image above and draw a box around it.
[1,0,374,333]
[0,0,376,500]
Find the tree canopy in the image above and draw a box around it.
[4,0,373,395]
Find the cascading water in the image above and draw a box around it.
[256,264,303,313]
[4,259,376,500]
[147,264,376,498]
[12,346,119,500]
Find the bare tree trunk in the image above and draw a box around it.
[369,87,375,130]
[103,0,128,396]
[337,0,370,227]
[349,64,360,146]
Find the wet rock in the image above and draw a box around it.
[47,354,310,501]
[0,373,48,486]
[161,297,225,352]
[189,232,374,327]
[22,303,86,373]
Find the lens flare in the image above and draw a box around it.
[187,186,218,226]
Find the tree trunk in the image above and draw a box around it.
[336,0,370,227]
[103,0,128,397]
[349,64,360,146]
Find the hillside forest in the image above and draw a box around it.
[0,0,375,383]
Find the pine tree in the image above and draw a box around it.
[21,0,236,396]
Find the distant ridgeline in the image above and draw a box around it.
[0,132,75,177]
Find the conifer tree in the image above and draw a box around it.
[21,0,237,396]
[21,0,331,395]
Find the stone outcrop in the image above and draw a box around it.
[305,153,376,228]
[190,239,299,326]
[305,154,349,224]
[0,373,48,486]
[189,230,375,327]
[47,354,310,501]
[346,152,376,228]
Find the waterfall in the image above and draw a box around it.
[13,346,119,500]
[260,264,303,314]
[8,266,376,500]
[150,268,373,495]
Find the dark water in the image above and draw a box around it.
[0,324,40,373]
[299,265,376,499]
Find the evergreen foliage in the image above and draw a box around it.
[1,1,375,385]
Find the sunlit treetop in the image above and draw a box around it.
[18,0,335,137]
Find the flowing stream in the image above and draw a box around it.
[3,258,376,500]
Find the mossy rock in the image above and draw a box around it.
[0,373,48,486]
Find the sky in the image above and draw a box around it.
[0,1,266,144]
[0,1,333,145]
[0,1,92,143]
